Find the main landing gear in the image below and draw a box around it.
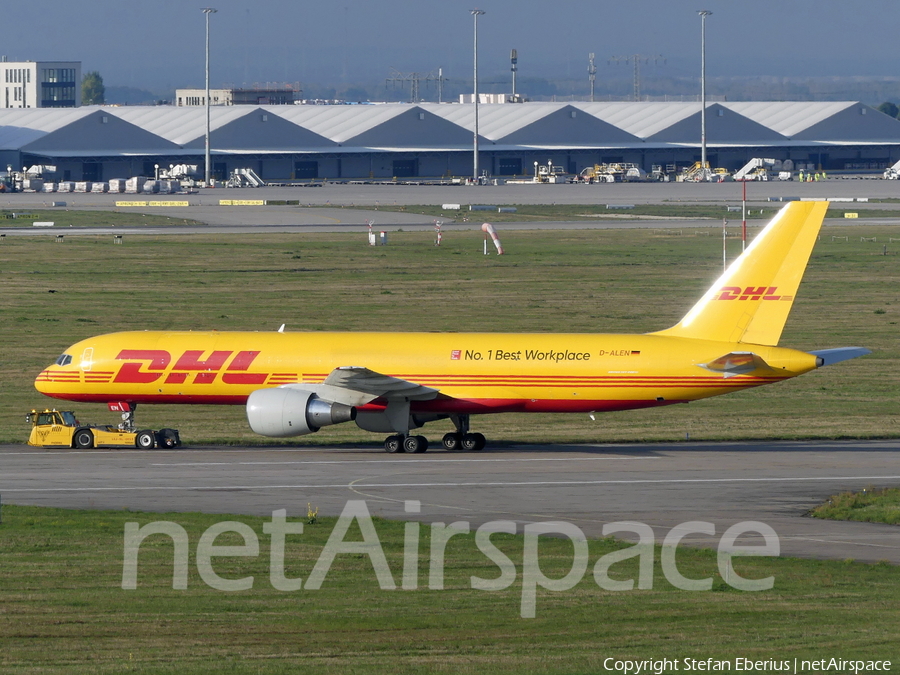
[384,434,429,454]
[383,414,486,453]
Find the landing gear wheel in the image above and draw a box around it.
[461,432,486,452]
[135,430,156,449]
[158,428,181,448]
[403,435,428,453]
[442,432,462,451]
[384,435,403,453]
[74,429,94,449]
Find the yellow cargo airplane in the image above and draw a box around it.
[35,201,867,452]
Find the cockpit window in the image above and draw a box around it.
[55,354,72,366]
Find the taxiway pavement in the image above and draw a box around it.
[2,179,899,236]
[3,440,899,564]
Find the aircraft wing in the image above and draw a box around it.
[283,366,439,407]
[323,366,439,400]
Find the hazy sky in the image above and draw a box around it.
[3,1,899,93]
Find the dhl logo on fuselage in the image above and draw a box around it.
[113,349,267,385]
[714,286,792,301]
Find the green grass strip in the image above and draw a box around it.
[0,504,898,674]
[810,487,900,525]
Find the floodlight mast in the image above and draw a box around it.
[203,7,217,188]
[698,10,712,182]
[471,9,485,183]
[588,53,596,102]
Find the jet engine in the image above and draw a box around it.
[246,388,356,437]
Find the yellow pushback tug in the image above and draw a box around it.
[27,407,180,449]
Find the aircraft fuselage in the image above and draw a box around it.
[36,330,818,414]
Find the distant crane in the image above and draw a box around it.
[608,54,665,101]
[385,68,445,103]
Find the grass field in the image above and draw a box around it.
[1,209,202,229]
[811,487,900,525]
[1,220,896,445]
[1,503,898,674]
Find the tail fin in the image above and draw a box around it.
[651,201,828,346]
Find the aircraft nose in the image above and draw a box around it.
[34,352,80,396]
[35,367,55,394]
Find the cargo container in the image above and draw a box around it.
[125,177,147,193]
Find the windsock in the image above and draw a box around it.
[481,222,503,255]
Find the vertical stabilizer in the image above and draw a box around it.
[651,201,828,346]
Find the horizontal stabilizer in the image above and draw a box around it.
[699,352,776,378]
[809,347,871,367]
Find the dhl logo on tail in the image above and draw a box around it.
[714,287,790,301]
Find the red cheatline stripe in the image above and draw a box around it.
[397,377,782,385]
[303,372,780,384]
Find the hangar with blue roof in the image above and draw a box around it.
[1,101,899,181]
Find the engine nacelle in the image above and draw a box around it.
[246,388,356,438]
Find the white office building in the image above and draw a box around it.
[1,60,81,109]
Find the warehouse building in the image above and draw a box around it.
[1,100,899,181]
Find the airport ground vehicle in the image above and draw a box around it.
[733,158,777,181]
[883,158,900,179]
[26,408,180,449]
[578,163,647,183]
[679,161,730,182]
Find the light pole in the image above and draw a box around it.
[698,10,711,181]
[203,7,217,187]
[471,9,485,183]
[588,53,596,103]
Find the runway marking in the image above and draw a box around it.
[149,457,656,467]
[3,474,899,493]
